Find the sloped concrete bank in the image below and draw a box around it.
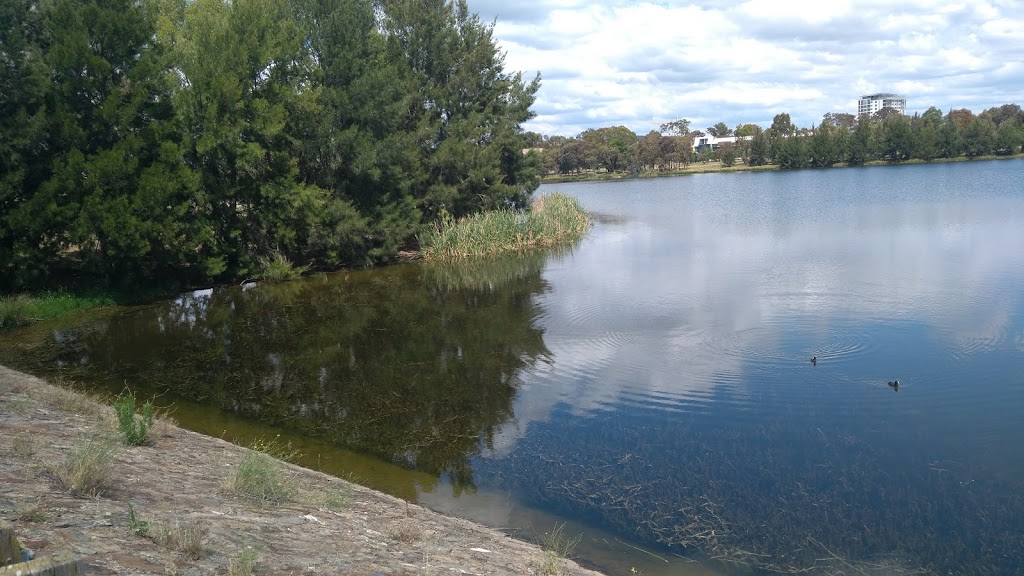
[0,365,602,576]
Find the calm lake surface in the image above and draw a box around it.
[3,159,1023,575]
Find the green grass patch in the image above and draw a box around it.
[222,437,299,504]
[420,193,592,260]
[0,291,115,330]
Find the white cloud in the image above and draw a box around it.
[470,0,1024,135]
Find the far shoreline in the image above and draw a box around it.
[540,152,1024,184]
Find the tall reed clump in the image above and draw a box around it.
[420,193,591,260]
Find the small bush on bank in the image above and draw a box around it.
[257,251,307,283]
[114,392,155,446]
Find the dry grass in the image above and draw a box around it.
[11,432,36,457]
[50,438,117,497]
[228,545,259,576]
[16,496,48,523]
[1,394,31,413]
[151,413,178,440]
[388,522,424,544]
[34,376,106,417]
[155,517,207,560]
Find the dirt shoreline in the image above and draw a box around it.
[0,365,604,575]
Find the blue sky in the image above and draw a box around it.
[467,0,1024,137]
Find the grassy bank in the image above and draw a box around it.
[420,193,592,260]
[0,292,116,330]
[542,152,1024,183]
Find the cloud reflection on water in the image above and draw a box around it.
[491,164,1024,454]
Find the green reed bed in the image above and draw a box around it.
[0,291,116,330]
[420,193,592,260]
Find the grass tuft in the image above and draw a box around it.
[128,502,151,537]
[222,437,298,504]
[539,522,583,559]
[114,391,155,446]
[16,497,48,523]
[534,522,582,576]
[420,193,591,260]
[228,545,258,576]
[155,517,207,560]
[51,438,117,497]
[12,432,36,457]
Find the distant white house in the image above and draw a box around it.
[692,134,748,152]
[858,93,906,116]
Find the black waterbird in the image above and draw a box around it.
[887,380,900,391]
[811,356,817,366]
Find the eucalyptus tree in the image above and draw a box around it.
[659,118,691,136]
[775,134,809,169]
[881,113,914,162]
[822,112,856,131]
[912,107,943,160]
[706,122,733,137]
[994,120,1023,155]
[963,117,996,157]
[578,126,638,172]
[747,128,769,166]
[939,116,964,158]
[846,115,873,165]
[809,123,840,167]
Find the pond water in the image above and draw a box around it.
[3,159,1023,575]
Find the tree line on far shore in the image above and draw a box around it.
[0,0,540,293]
[531,104,1024,175]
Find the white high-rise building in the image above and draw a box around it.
[858,93,907,116]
